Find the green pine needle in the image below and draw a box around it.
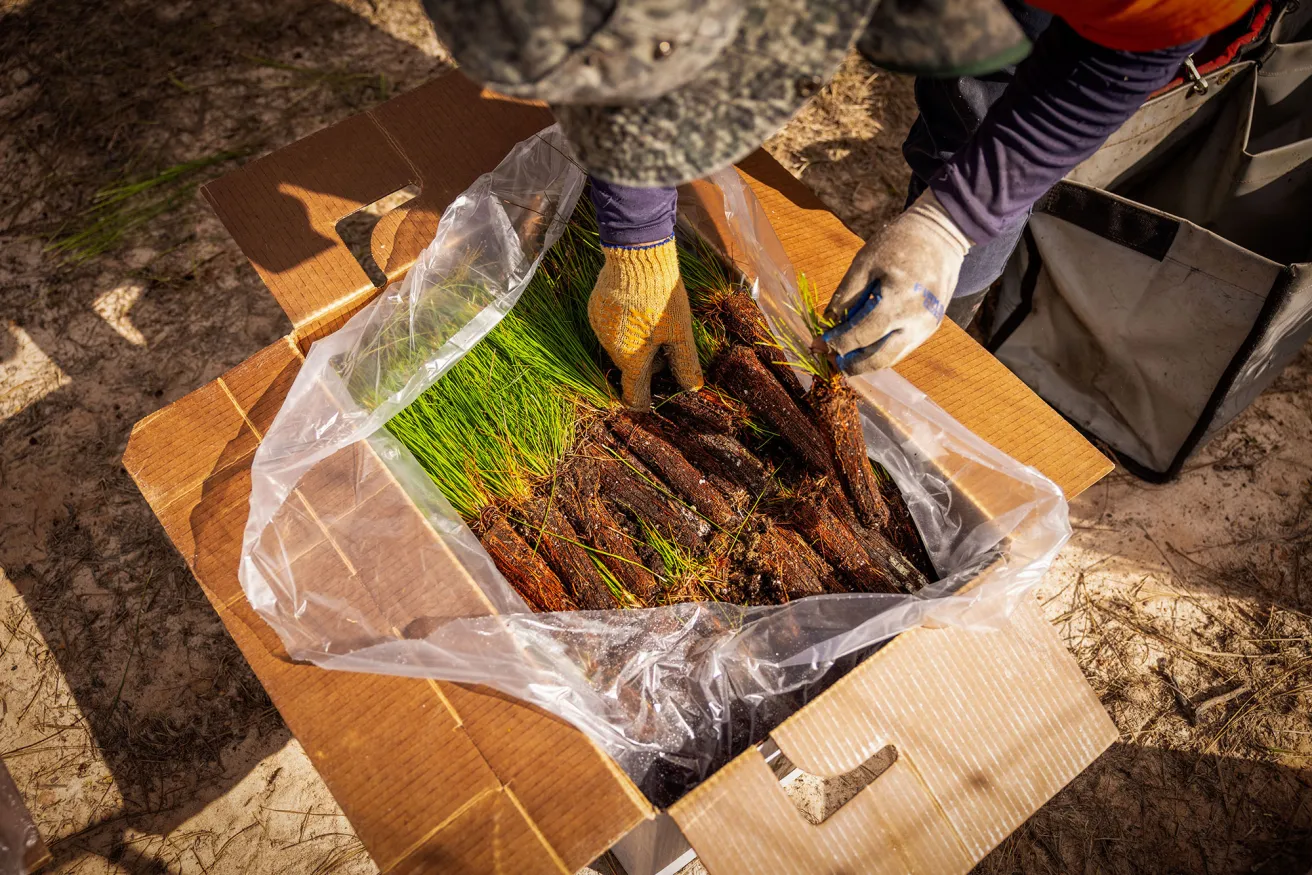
[381,194,752,542]
[640,521,721,603]
[49,152,241,263]
[775,273,838,379]
[676,229,735,310]
[690,316,728,369]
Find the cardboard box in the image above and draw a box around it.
[124,72,1117,874]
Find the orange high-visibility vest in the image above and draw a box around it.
[1032,0,1257,50]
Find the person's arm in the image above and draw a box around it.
[824,21,1203,374]
[589,179,678,246]
[585,179,701,409]
[930,20,1201,244]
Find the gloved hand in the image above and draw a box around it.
[822,189,973,374]
[589,237,704,410]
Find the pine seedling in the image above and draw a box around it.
[676,229,737,311]
[641,522,722,604]
[690,316,728,369]
[49,152,241,262]
[773,273,839,380]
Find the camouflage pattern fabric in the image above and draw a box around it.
[555,0,876,185]
[421,0,745,103]
[858,0,1030,76]
[421,0,1030,186]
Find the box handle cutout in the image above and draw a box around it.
[335,184,421,287]
[771,743,899,825]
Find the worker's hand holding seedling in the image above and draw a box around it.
[822,190,973,375]
[588,237,704,410]
[424,0,1244,379]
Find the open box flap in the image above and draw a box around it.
[228,122,1087,815]
[669,598,1118,874]
[200,74,554,348]
[123,335,656,874]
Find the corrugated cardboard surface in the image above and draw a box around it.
[123,340,648,874]
[124,71,1115,873]
[669,600,1118,875]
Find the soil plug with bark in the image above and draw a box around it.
[666,426,771,500]
[777,526,841,594]
[473,505,575,612]
[562,458,660,604]
[520,496,617,611]
[789,493,874,588]
[815,482,928,593]
[585,443,709,549]
[790,492,923,595]
[659,387,748,435]
[750,520,827,600]
[718,291,807,402]
[715,345,833,474]
[657,402,771,497]
[873,466,936,581]
[807,374,890,530]
[610,414,740,529]
[856,526,929,595]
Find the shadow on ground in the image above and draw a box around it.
[987,742,1312,875]
[762,54,919,239]
[0,0,444,870]
[762,58,1312,875]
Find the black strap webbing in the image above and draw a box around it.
[1036,182,1179,261]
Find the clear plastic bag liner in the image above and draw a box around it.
[240,126,1071,805]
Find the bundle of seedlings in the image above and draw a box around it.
[382,195,935,614]
[774,275,937,583]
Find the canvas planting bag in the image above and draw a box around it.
[988,4,1312,479]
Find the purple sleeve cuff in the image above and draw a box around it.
[589,178,679,246]
[930,20,1203,244]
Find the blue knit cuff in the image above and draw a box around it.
[602,235,676,252]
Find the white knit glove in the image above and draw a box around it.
[823,189,973,373]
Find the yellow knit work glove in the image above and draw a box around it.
[588,238,704,410]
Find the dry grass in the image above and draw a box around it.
[975,358,1312,874]
[47,152,245,263]
[763,54,919,238]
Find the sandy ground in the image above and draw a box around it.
[1,2,1309,873]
